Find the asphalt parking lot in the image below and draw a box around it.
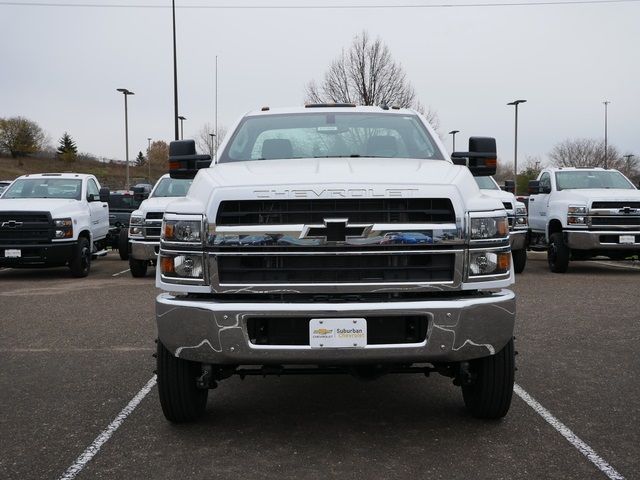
[1,252,638,480]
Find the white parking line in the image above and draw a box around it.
[112,268,130,277]
[57,375,157,480]
[514,383,625,480]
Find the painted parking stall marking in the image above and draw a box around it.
[514,384,625,480]
[57,376,157,480]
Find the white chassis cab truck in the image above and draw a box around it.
[127,174,193,277]
[154,105,517,423]
[528,167,640,272]
[473,176,528,273]
[0,173,110,277]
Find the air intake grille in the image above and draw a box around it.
[0,211,53,245]
[216,199,455,226]
[217,253,454,284]
[591,201,640,209]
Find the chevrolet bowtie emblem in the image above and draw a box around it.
[619,207,637,214]
[1,220,23,228]
[301,218,372,242]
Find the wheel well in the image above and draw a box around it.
[78,230,91,242]
[548,220,563,238]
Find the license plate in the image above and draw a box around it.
[309,318,367,349]
[619,235,635,244]
[4,249,21,258]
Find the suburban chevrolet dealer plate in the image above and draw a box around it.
[309,318,367,348]
[619,235,635,244]
[4,249,21,258]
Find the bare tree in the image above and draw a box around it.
[305,31,439,130]
[549,138,623,170]
[148,140,169,169]
[195,122,227,158]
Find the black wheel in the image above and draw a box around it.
[69,237,91,277]
[129,258,148,277]
[512,249,527,274]
[548,232,570,273]
[157,340,208,423]
[118,229,129,261]
[462,339,515,419]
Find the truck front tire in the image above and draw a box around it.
[118,229,129,260]
[69,237,91,278]
[512,249,527,274]
[129,258,148,277]
[462,339,514,419]
[157,341,208,423]
[548,232,570,273]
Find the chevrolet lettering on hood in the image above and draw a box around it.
[253,188,419,199]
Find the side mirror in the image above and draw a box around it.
[132,185,149,202]
[528,180,540,195]
[501,180,515,193]
[168,140,212,179]
[99,187,110,203]
[451,137,497,176]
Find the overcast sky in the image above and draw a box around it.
[1,0,638,167]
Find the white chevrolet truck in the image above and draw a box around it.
[128,174,192,277]
[474,176,528,273]
[154,105,516,423]
[528,166,640,272]
[0,173,110,277]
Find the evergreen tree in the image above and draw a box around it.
[135,151,146,167]
[57,132,77,162]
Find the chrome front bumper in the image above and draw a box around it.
[566,230,640,250]
[509,229,527,250]
[156,289,516,365]
[130,240,159,260]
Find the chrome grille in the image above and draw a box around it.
[143,212,163,239]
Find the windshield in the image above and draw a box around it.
[219,112,444,163]
[474,176,500,190]
[151,178,193,198]
[2,178,82,200]
[555,171,635,190]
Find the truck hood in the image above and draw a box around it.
[554,189,640,204]
[167,157,504,217]
[0,198,81,217]
[206,157,460,187]
[480,189,515,204]
[138,196,182,213]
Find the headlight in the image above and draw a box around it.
[53,218,73,239]
[129,215,144,225]
[469,251,511,276]
[160,253,205,280]
[516,206,527,216]
[567,205,587,225]
[470,216,509,240]
[162,219,203,243]
[568,205,587,214]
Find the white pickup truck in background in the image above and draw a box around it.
[127,173,193,277]
[474,176,528,273]
[0,173,110,277]
[528,167,640,272]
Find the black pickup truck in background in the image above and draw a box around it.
[107,185,151,260]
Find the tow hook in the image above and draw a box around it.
[453,361,475,386]
[196,364,217,390]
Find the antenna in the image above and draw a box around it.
[215,55,218,158]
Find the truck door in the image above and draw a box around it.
[87,178,109,239]
[528,172,552,232]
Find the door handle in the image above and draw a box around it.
[529,198,535,202]
[102,204,107,208]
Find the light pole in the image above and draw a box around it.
[178,115,186,140]
[603,100,610,169]
[448,130,460,152]
[147,137,152,181]
[507,99,527,195]
[172,0,179,140]
[116,88,135,189]
[209,132,216,156]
